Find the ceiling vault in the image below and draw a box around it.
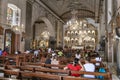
[36,0,65,23]
[33,0,103,23]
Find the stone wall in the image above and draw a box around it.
[0,0,26,52]
[25,0,64,49]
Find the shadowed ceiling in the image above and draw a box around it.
[39,0,103,22]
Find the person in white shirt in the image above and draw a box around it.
[51,55,59,69]
[75,52,81,60]
[83,57,95,78]
[34,50,39,57]
[95,53,102,66]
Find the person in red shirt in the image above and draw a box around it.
[2,50,8,56]
[64,58,84,77]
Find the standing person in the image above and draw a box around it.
[64,58,84,77]
[83,57,95,78]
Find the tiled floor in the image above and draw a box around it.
[99,51,120,80]
[107,63,120,80]
[112,75,120,80]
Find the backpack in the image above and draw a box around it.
[97,68,106,80]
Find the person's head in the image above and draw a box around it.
[96,53,100,57]
[76,50,80,55]
[73,58,79,66]
[47,54,52,59]
[85,57,91,63]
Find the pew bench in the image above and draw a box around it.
[22,62,66,69]
[3,69,61,80]
[2,65,112,80]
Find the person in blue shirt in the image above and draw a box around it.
[0,48,2,56]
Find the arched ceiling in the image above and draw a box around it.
[39,0,104,22]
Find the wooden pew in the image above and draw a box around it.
[22,61,107,72]
[0,56,5,64]
[22,62,66,69]
[3,69,61,80]
[3,68,111,80]
[5,53,34,66]
[2,67,112,80]
[22,53,34,62]
[71,70,111,80]
[21,71,61,80]
[5,54,20,66]
[63,76,99,80]
[5,65,69,75]
[0,77,19,80]
[3,65,112,80]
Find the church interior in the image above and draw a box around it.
[0,0,120,80]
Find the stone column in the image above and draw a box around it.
[25,1,32,50]
[0,0,2,22]
[56,21,60,47]
[107,32,114,62]
[117,39,120,75]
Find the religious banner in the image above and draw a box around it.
[0,26,4,35]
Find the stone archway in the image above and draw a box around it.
[39,17,55,37]
[32,17,55,49]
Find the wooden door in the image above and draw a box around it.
[4,29,15,54]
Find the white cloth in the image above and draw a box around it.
[95,57,102,66]
[52,53,56,57]
[83,63,95,78]
[34,50,39,57]
[15,51,18,54]
[48,48,51,53]
[25,50,30,54]
[51,59,59,69]
[75,54,81,59]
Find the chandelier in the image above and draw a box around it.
[66,10,88,30]
[64,10,96,47]
[66,10,79,30]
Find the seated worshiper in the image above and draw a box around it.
[64,58,84,77]
[2,49,8,56]
[51,55,59,69]
[58,50,63,57]
[95,53,102,66]
[83,57,95,78]
[45,54,52,64]
[34,49,39,57]
[75,50,81,60]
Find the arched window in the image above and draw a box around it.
[7,3,21,26]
